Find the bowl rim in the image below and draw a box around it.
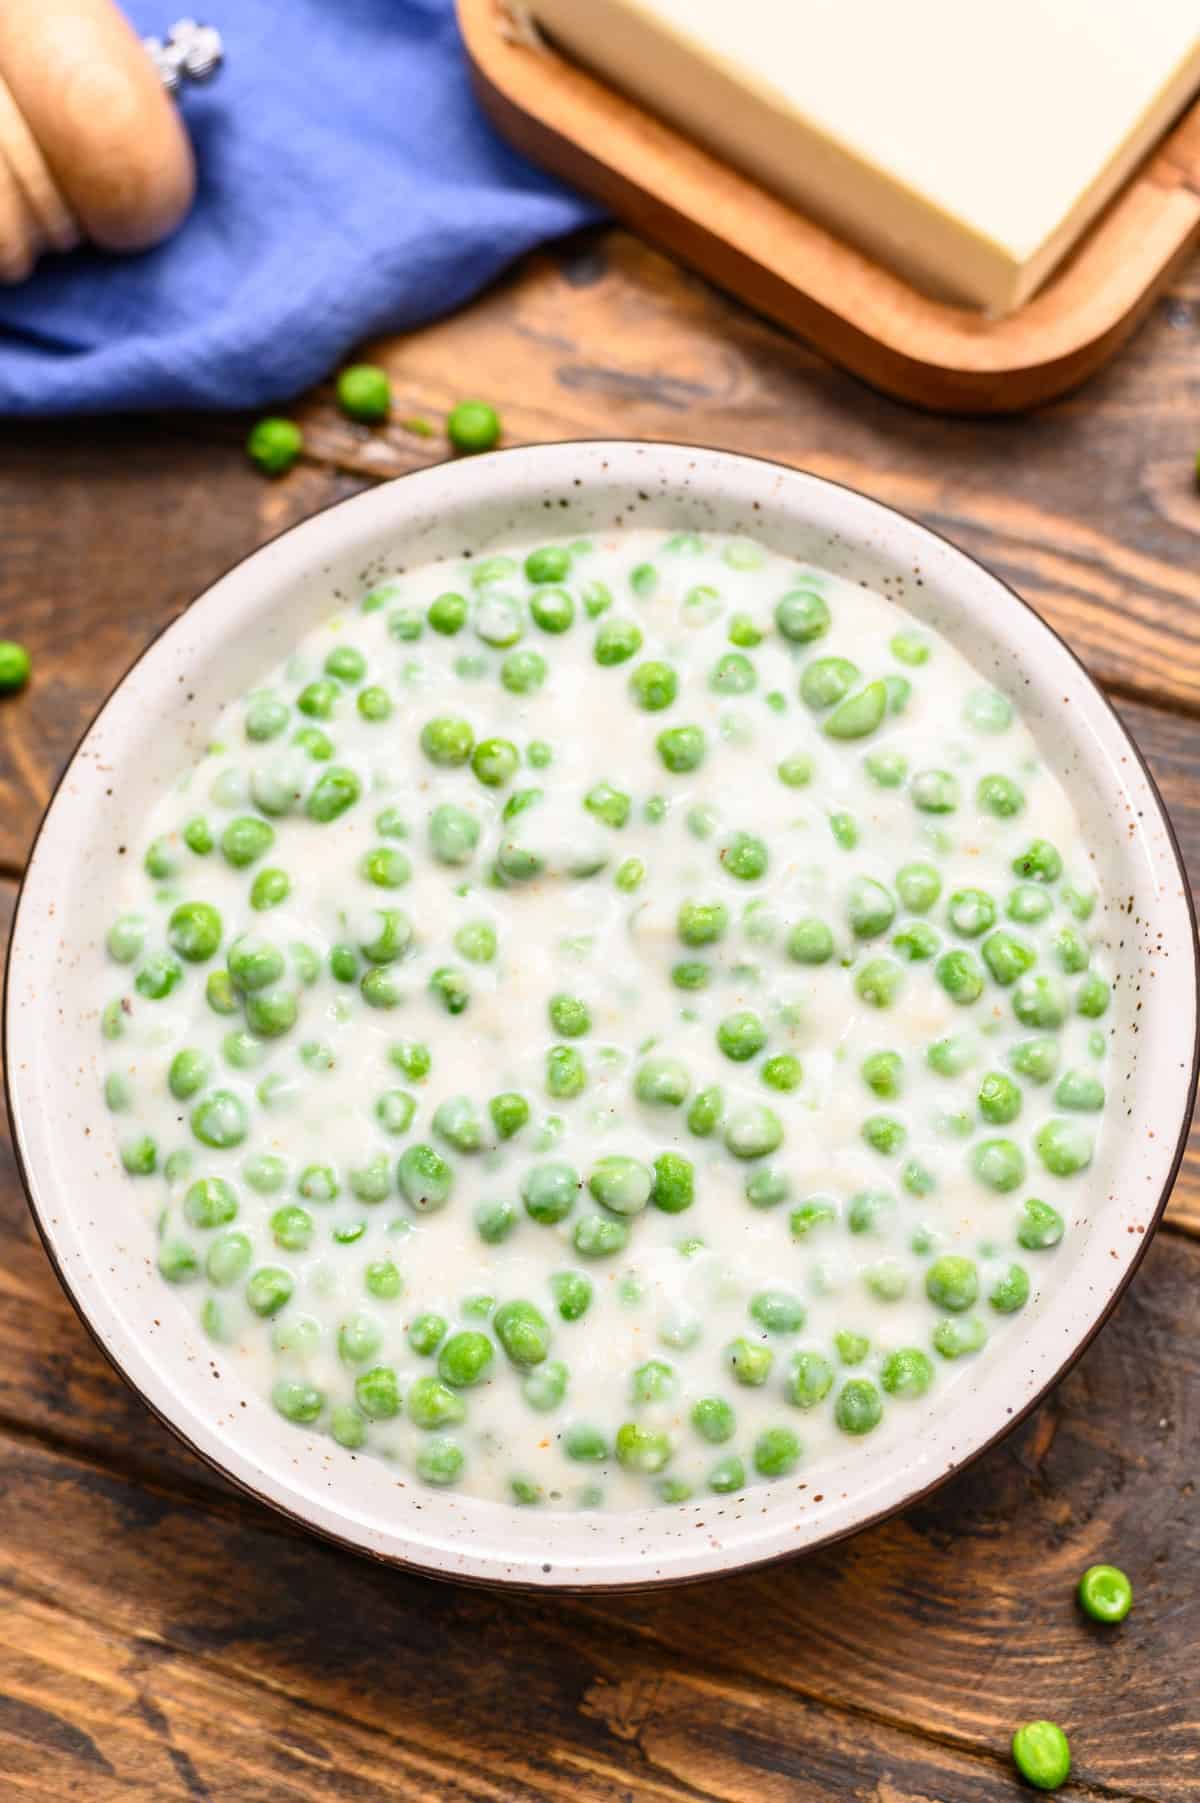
[6,438,1198,1592]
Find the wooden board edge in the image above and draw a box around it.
[459,0,1200,413]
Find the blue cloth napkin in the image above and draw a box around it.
[0,0,599,415]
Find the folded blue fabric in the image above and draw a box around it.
[0,0,600,415]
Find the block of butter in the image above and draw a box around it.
[530,0,1200,313]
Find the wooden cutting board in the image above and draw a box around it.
[459,0,1200,413]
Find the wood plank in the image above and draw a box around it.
[0,433,358,872]
[0,1224,1195,1799]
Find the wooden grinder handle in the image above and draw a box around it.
[0,0,195,274]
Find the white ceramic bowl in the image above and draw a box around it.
[7,442,1197,1589]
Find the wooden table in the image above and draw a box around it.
[1,230,1198,1802]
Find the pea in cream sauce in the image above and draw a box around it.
[97,529,1109,1510]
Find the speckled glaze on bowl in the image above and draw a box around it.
[6,443,1197,1590]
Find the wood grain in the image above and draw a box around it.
[0,1231,1196,1800]
[459,0,1200,413]
[1,223,1198,1802]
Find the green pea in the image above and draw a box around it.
[896,861,942,913]
[717,1010,767,1062]
[775,588,830,643]
[349,1365,398,1420]
[500,649,546,694]
[1078,1564,1133,1625]
[143,837,179,881]
[429,965,470,1014]
[353,684,391,723]
[823,681,886,739]
[306,766,361,823]
[743,1163,790,1209]
[206,1230,252,1287]
[168,1049,210,1101]
[890,920,938,963]
[710,651,757,694]
[560,1423,606,1464]
[725,1337,773,1386]
[364,1259,403,1301]
[926,1255,978,1311]
[546,1045,586,1098]
[704,1454,743,1494]
[395,1144,454,1213]
[862,1114,906,1156]
[292,725,333,760]
[630,1358,676,1405]
[183,1178,238,1230]
[183,814,214,854]
[723,1104,783,1160]
[911,769,959,813]
[135,955,183,1000]
[847,877,896,939]
[1012,973,1068,1029]
[415,1436,466,1486]
[519,1359,567,1414]
[926,1035,972,1078]
[749,1290,806,1335]
[686,1085,723,1138]
[890,630,929,666]
[0,639,32,690]
[676,900,727,947]
[672,959,710,991]
[1076,973,1110,1019]
[1035,1118,1092,1177]
[847,1190,893,1236]
[390,1039,431,1082]
[753,1426,802,1477]
[1006,884,1051,927]
[1055,1069,1104,1111]
[762,1053,803,1093]
[244,987,299,1037]
[448,399,501,453]
[245,1154,286,1194]
[855,957,904,1008]
[880,1348,934,1399]
[978,773,1025,817]
[777,754,814,788]
[387,606,423,643]
[246,1265,294,1317]
[721,831,768,882]
[972,1138,1026,1192]
[298,678,340,720]
[551,1271,593,1321]
[588,1154,653,1215]
[190,1090,248,1149]
[947,888,996,938]
[615,856,645,892]
[786,918,834,964]
[573,1213,629,1258]
[835,1378,883,1435]
[106,914,146,964]
[433,1096,484,1154]
[936,950,984,1005]
[862,1051,904,1099]
[490,1300,550,1368]
[521,1161,578,1223]
[800,655,860,710]
[979,928,1035,987]
[615,1422,672,1474]
[903,1160,936,1198]
[979,1072,1022,1124]
[933,1315,987,1359]
[634,1056,691,1107]
[437,1330,494,1388]
[119,1134,157,1176]
[349,1157,391,1204]
[990,1263,1030,1313]
[419,716,474,768]
[1011,1722,1070,1792]
[657,725,706,773]
[689,1397,735,1445]
[251,867,291,911]
[1012,839,1062,883]
[1009,1036,1059,1084]
[361,845,411,887]
[781,1347,832,1409]
[489,1092,530,1141]
[865,749,908,788]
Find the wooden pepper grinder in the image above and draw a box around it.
[0,1,222,282]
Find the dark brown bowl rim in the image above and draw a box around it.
[6,438,1198,1594]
